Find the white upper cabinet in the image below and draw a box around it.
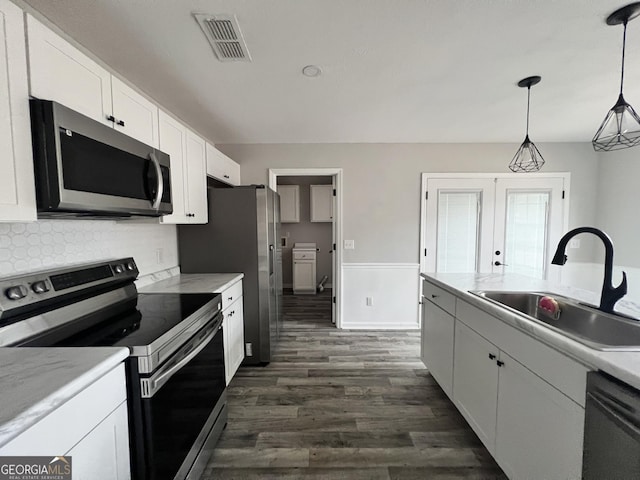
[310,184,333,222]
[185,130,207,222]
[158,111,188,224]
[278,185,300,223]
[159,111,207,224]
[111,77,159,148]
[0,0,36,222]
[27,15,159,147]
[206,143,240,186]
[27,14,112,126]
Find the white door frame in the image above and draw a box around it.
[420,172,571,274]
[269,168,344,328]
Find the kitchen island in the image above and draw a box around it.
[421,272,640,390]
[421,271,640,480]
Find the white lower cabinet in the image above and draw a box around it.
[224,297,245,384]
[421,300,455,398]
[422,278,586,480]
[0,364,130,479]
[293,260,315,293]
[66,402,130,480]
[453,316,584,480]
[453,320,499,450]
[495,351,584,480]
[220,279,245,384]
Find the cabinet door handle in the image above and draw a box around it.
[489,353,496,360]
[117,119,125,127]
[224,174,230,179]
[431,294,439,298]
[497,360,505,367]
[106,115,115,122]
[228,296,233,301]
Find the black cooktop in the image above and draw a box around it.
[23,293,219,348]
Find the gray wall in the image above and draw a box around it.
[278,176,333,287]
[220,142,600,264]
[595,148,640,268]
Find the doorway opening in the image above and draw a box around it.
[269,168,343,328]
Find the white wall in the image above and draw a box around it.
[0,220,178,277]
[220,142,600,327]
[595,148,640,268]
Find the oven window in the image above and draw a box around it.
[59,129,170,202]
[140,323,225,480]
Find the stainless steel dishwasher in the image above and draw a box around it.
[583,371,640,479]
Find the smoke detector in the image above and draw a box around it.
[193,13,251,62]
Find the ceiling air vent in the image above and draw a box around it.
[193,13,251,62]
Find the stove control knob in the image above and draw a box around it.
[126,262,136,271]
[31,281,50,294]
[114,264,125,274]
[5,285,28,300]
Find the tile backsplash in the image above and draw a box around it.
[0,220,178,278]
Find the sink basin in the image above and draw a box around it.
[471,290,640,351]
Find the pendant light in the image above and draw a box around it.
[592,2,640,152]
[509,76,545,173]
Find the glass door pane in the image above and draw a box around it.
[503,191,549,279]
[493,176,565,281]
[424,177,496,273]
[436,191,480,273]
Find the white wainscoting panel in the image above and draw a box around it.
[342,263,420,329]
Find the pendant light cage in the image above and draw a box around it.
[592,2,640,152]
[509,76,545,173]
[509,136,545,172]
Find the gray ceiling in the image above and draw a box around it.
[22,0,640,144]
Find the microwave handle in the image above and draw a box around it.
[149,152,164,210]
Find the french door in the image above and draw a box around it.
[421,173,569,280]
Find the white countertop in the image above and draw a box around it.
[0,347,129,448]
[138,273,244,294]
[421,272,640,391]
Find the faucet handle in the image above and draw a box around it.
[618,271,628,295]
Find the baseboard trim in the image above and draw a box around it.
[341,323,420,330]
[343,263,420,270]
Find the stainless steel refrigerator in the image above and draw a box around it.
[177,185,283,365]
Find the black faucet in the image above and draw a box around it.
[551,227,627,314]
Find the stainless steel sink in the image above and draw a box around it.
[471,290,640,351]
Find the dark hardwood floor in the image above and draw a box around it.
[202,290,507,479]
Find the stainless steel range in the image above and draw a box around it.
[0,258,227,480]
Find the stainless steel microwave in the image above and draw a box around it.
[30,99,172,218]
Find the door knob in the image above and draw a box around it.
[495,250,501,255]
[494,261,508,266]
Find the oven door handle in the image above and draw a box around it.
[143,322,221,398]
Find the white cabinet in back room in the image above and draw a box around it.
[27,15,159,148]
[310,184,333,222]
[159,111,207,224]
[0,0,36,222]
[206,143,240,186]
[278,185,300,223]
